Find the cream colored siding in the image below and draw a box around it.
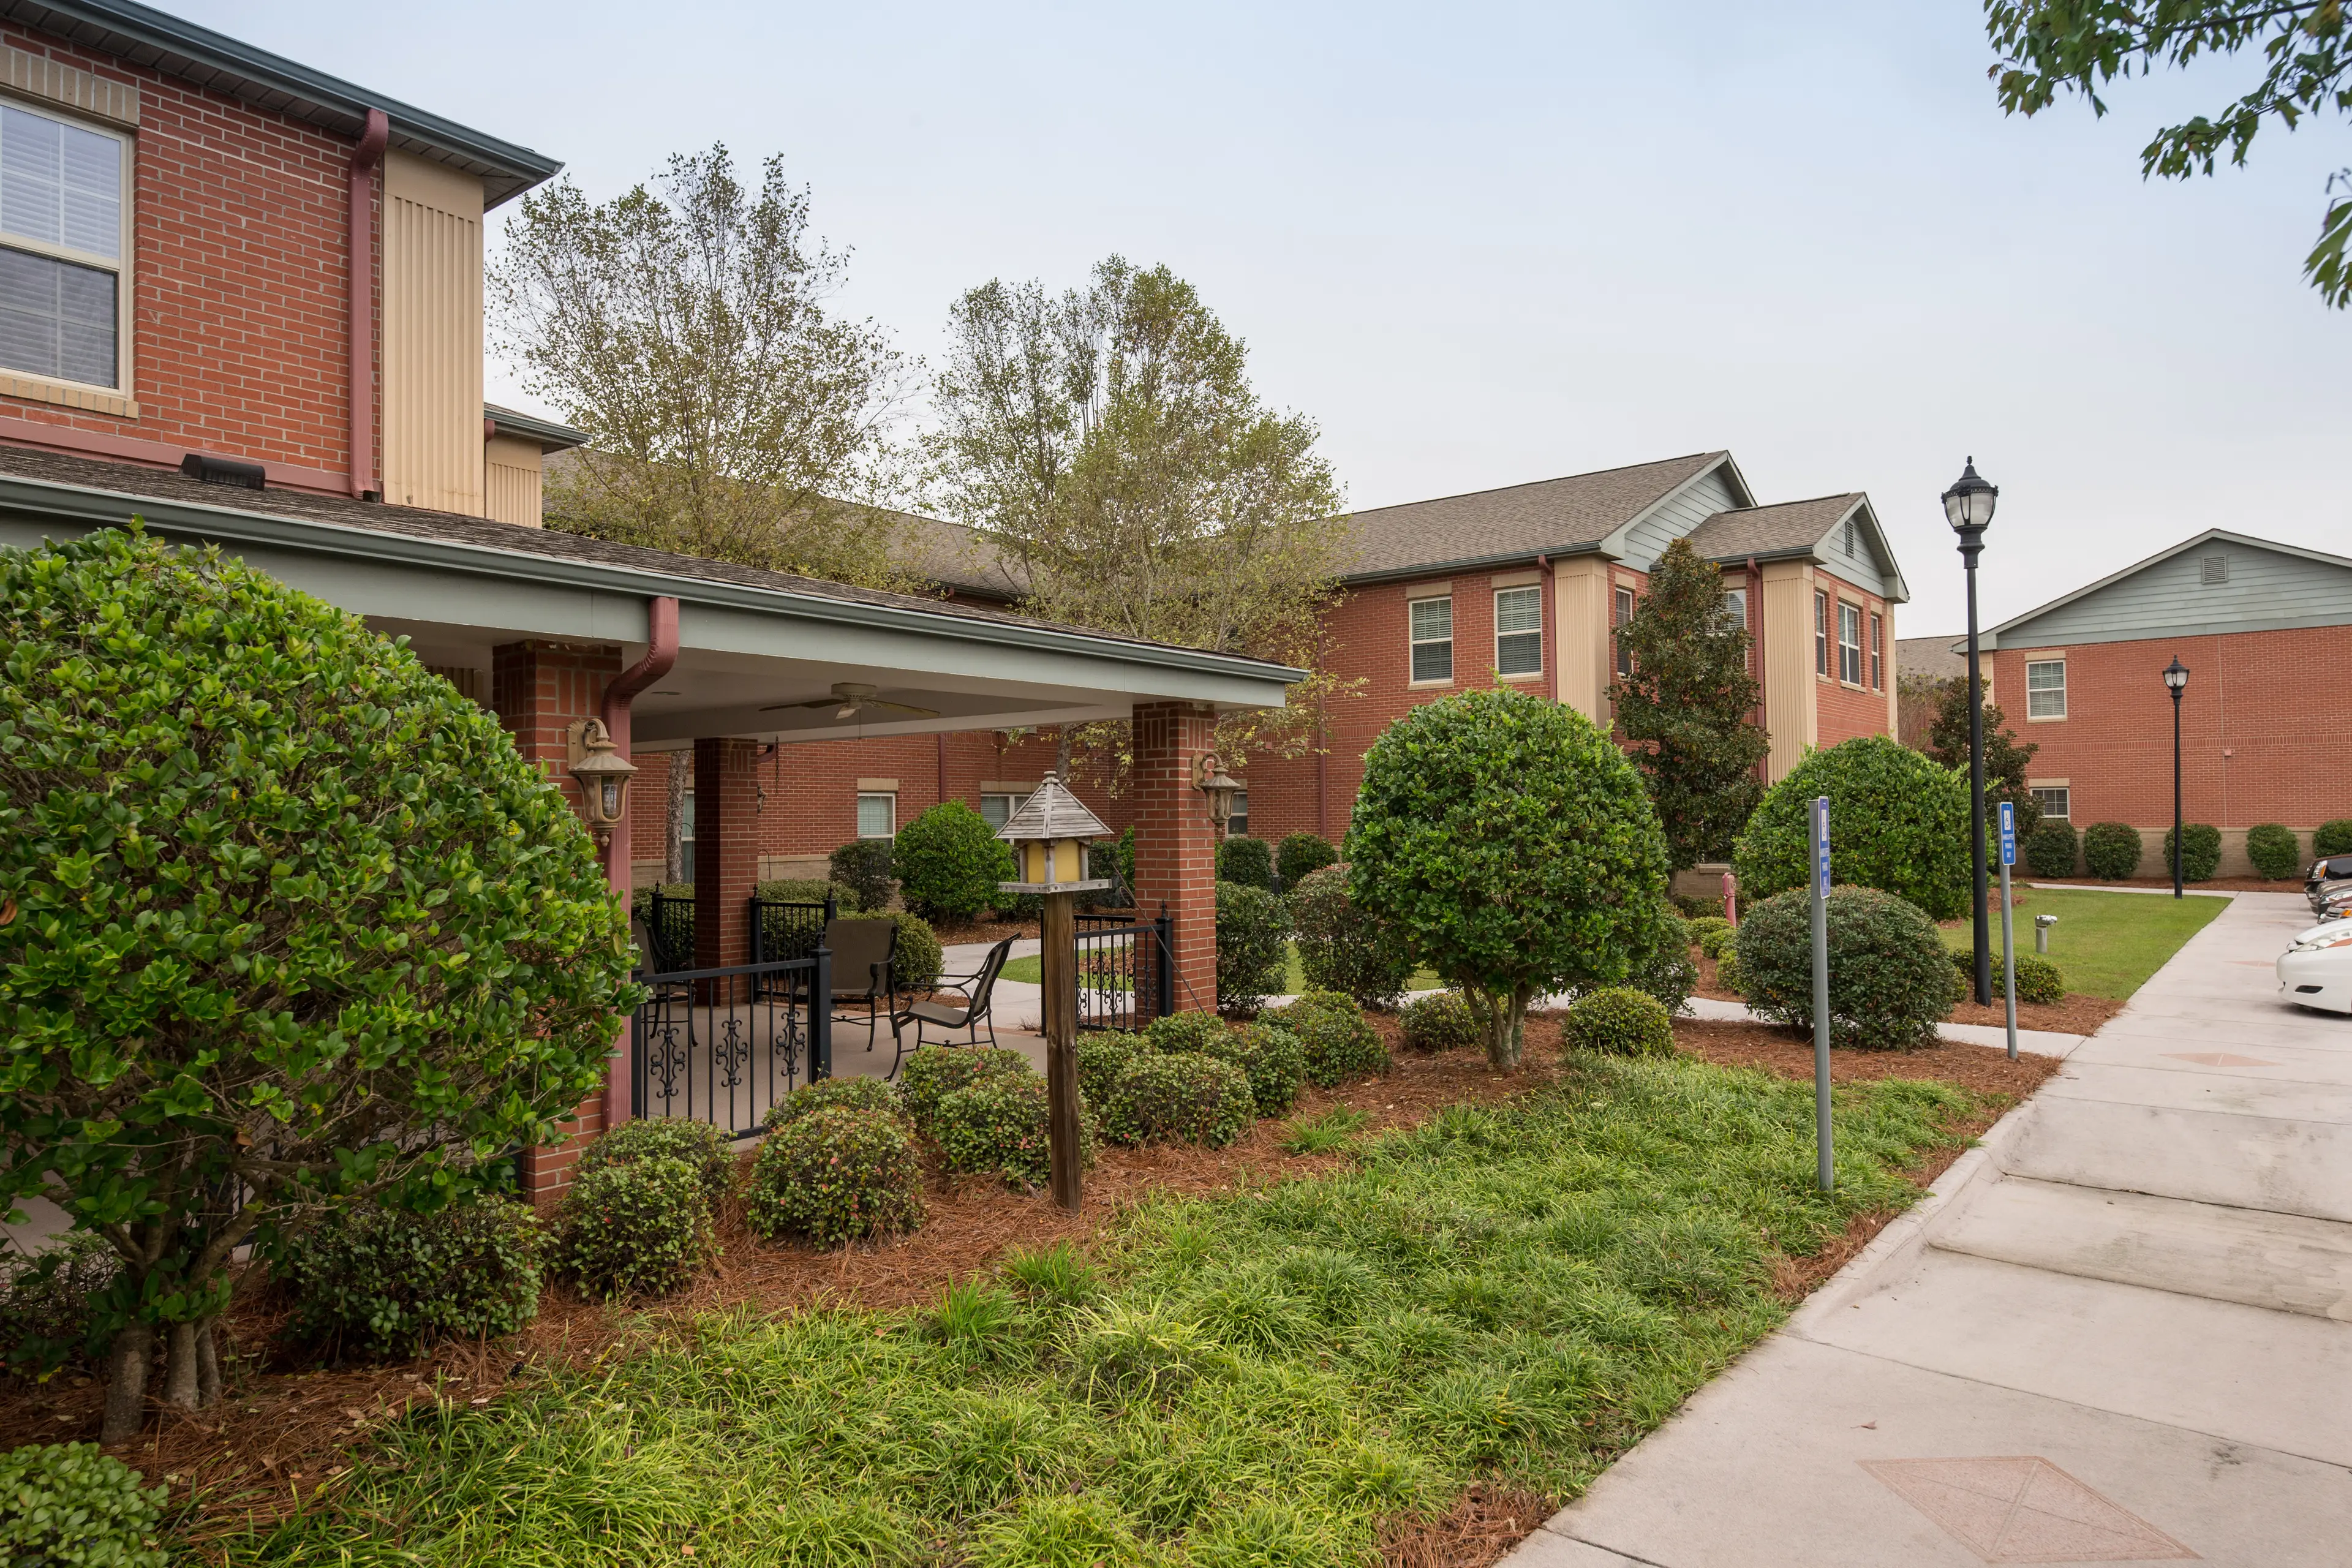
[483,433,544,527]
[1553,558,1610,720]
[383,152,483,515]
[1759,560,1816,780]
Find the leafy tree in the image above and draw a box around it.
[1735,736,1973,920]
[491,145,919,586]
[1348,690,1672,1069]
[892,801,1016,923]
[1923,679,2043,840]
[1606,537,1769,868]
[1987,1,2352,304]
[0,529,636,1443]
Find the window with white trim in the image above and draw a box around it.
[678,790,695,884]
[1720,585,1747,630]
[2026,659,2067,719]
[1613,586,1635,677]
[0,100,127,390]
[1868,611,1883,690]
[1229,791,1250,838]
[1409,595,1453,683]
[978,793,1019,831]
[856,791,896,839]
[1494,585,1542,676]
[1814,590,1830,676]
[2030,786,2070,821]
[1838,601,1863,685]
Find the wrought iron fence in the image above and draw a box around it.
[641,889,696,972]
[631,954,832,1137]
[749,895,836,964]
[1071,905,1174,1031]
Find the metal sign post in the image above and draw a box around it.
[1999,799,2019,1061]
[1812,794,1833,1193]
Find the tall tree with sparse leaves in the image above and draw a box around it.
[1924,679,2043,838]
[1605,538,1770,869]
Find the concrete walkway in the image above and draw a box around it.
[1506,891,2352,1568]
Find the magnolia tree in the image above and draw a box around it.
[1348,690,1673,1068]
[0,529,638,1443]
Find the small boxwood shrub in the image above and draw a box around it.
[1626,907,1697,1016]
[2316,820,2352,858]
[934,1074,1096,1189]
[1735,886,1961,1050]
[1145,1011,1232,1055]
[1279,990,1390,1086]
[892,801,1017,924]
[748,1106,925,1245]
[1714,952,1746,995]
[0,1231,116,1378]
[1561,987,1675,1057]
[551,1156,715,1301]
[1401,991,1477,1052]
[1687,915,1731,954]
[2025,820,2079,878]
[1216,880,1291,1014]
[1201,1022,1307,1117]
[897,1045,1030,1130]
[2246,824,2302,881]
[575,1117,735,1211]
[1216,835,1274,889]
[1276,832,1339,888]
[763,1075,907,1131]
[1077,1033,1150,1107]
[1733,735,1971,919]
[276,1199,544,1362]
[829,839,899,911]
[2082,821,2143,880]
[1287,862,1414,1011]
[1950,948,2066,1006]
[2162,823,2223,883]
[0,1442,165,1568]
[1102,1052,1256,1147]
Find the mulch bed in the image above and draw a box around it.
[10,1011,2061,1566]
[1691,953,2124,1036]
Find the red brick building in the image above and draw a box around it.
[1976,529,2352,876]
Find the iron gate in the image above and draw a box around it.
[631,954,832,1137]
[1071,905,1174,1031]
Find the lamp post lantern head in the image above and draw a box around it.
[996,771,1114,895]
[2163,655,2190,695]
[1193,752,1243,834]
[1942,456,1998,540]
[565,717,636,846]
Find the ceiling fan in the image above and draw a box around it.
[760,682,941,722]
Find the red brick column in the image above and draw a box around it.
[695,737,766,968]
[489,640,624,1204]
[1130,701,1220,1017]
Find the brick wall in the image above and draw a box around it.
[1812,570,1896,749]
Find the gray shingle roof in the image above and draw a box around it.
[1895,636,1966,682]
[1339,452,1726,579]
[1684,494,1863,560]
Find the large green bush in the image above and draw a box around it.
[276,1199,544,1362]
[2162,823,2222,883]
[2316,820,2352,858]
[1732,736,1970,919]
[0,1231,116,1378]
[551,1156,715,1302]
[898,1046,1031,1131]
[829,839,899,911]
[1561,988,1675,1057]
[0,1442,165,1568]
[747,1106,925,1245]
[1623,907,1697,1016]
[1735,886,1961,1050]
[1215,880,1291,1014]
[1216,836,1274,889]
[2025,820,2079,878]
[1278,991,1390,1086]
[892,801,1017,923]
[1077,1033,1150,1107]
[575,1118,736,1212]
[1276,832,1338,888]
[0,529,636,1442]
[763,1075,907,1132]
[935,1074,1096,1190]
[1287,862,1414,1010]
[1348,688,1672,1068]
[1200,1022,1307,1117]
[1400,992,1477,1052]
[2082,821,2143,880]
[1102,1053,1256,1148]
[2245,824,2302,881]
[1949,948,2066,1006]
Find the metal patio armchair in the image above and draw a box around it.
[824,916,902,1059]
[894,934,1016,1061]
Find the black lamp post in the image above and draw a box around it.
[2164,657,2190,899]
[1943,457,1999,1006]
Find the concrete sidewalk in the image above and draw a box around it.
[1506,891,2352,1567]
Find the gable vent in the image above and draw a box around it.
[2200,554,2229,585]
[1843,519,1856,556]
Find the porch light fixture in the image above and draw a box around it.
[1193,753,1243,834]
[995,771,1114,895]
[565,717,637,847]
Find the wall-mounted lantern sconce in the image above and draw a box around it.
[1193,752,1243,834]
[566,717,637,847]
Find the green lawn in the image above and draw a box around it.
[229,1058,1988,1566]
[1948,886,2230,999]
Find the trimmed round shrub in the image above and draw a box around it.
[747,1106,925,1245]
[1401,991,1478,1052]
[898,1046,1031,1130]
[1279,990,1390,1086]
[1216,880,1291,1015]
[2082,821,2143,881]
[2316,820,2352,858]
[2025,819,2079,878]
[935,1072,1097,1189]
[1950,948,2066,1005]
[763,1075,907,1132]
[1102,1052,1256,1147]
[1735,886,1961,1050]
[1732,735,1971,919]
[551,1155,715,1301]
[1687,916,1732,954]
[1561,987,1675,1057]
[892,801,1016,924]
[1077,1033,1151,1108]
[2246,824,2302,881]
[1698,924,1738,962]
[0,1231,116,1379]
[277,1199,543,1362]
[1287,862,1414,1011]
[1201,1022,1307,1117]
[829,838,899,911]
[0,1442,165,1568]
[1624,906,1696,1016]
[1145,1011,1233,1055]
[1216,835,1275,889]
[1276,832,1339,888]
[575,1117,734,1212]
[1714,952,1746,996]
[2162,823,2223,883]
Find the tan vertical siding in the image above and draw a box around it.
[1553,559,1609,721]
[1760,560,1817,780]
[483,433,544,527]
[382,152,483,515]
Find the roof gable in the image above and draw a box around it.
[1684,493,1910,603]
[1985,529,2352,650]
[1337,451,1727,581]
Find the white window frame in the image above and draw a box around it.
[1408,594,1453,685]
[2029,785,2071,821]
[1814,590,1830,677]
[978,792,1019,831]
[2026,658,2067,720]
[0,95,132,399]
[1719,584,1747,631]
[1613,585,1636,678]
[677,788,695,885]
[1229,790,1250,838]
[1494,584,1542,679]
[1868,611,1883,690]
[856,791,897,839]
[1837,601,1863,686]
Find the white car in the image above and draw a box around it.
[2277,920,2352,1014]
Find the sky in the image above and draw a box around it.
[186,0,2349,636]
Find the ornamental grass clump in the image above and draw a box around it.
[2082,821,2143,880]
[1735,886,1961,1050]
[1287,862,1414,1010]
[1561,988,1676,1057]
[1732,736,1970,919]
[1950,949,2067,1006]
[574,1117,736,1212]
[1279,990,1391,1086]
[275,1199,544,1363]
[1400,991,1477,1052]
[763,1074,908,1131]
[551,1156,715,1301]
[747,1106,925,1246]
[1102,1053,1256,1148]
[0,1442,165,1568]
[935,1074,1096,1189]
[899,1046,1031,1131]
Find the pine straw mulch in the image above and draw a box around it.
[1689,952,2124,1036]
[10,1012,2058,1566]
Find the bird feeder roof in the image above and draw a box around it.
[995,772,1109,843]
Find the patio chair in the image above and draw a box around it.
[893,934,1017,1063]
[824,917,901,1057]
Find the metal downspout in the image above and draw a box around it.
[598,597,680,1121]
[346,110,388,501]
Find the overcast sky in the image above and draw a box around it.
[191,1,2348,636]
